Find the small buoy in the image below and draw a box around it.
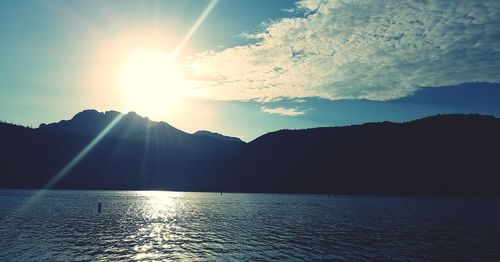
[98,202,102,213]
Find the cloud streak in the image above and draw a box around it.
[185,0,500,102]
[260,106,307,116]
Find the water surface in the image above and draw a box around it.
[0,190,499,261]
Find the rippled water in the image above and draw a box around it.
[0,190,499,261]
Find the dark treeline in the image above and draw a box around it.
[0,111,499,196]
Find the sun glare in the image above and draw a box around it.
[119,51,186,118]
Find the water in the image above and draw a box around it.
[0,190,499,261]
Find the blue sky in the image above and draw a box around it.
[1,0,499,141]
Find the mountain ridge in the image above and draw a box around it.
[37,110,244,158]
[193,130,243,143]
[1,111,499,196]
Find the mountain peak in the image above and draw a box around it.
[194,130,244,143]
[72,109,101,120]
[105,110,123,118]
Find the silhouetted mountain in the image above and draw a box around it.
[193,130,243,143]
[220,114,500,195]
[1,113,499,196]
[38,110,244,157]
[39,109,130,137]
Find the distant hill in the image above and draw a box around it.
[1,112,499,196]
[193,130,243,143]
[222,114,500,195]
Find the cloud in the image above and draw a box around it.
[260,106,307,116]
[292,98,306,103]
[184,0,500,102]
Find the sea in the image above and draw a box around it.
[0,189,499,261]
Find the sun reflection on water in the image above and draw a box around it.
[132,191,187,260]
[141,191,184,219]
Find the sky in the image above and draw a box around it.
[0,0,499,141]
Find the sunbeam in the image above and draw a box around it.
[15,113,125,213]
[46,114,124,189]
[172,0,218,58]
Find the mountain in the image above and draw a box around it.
[1,112,499,196]
[220,114,500,195]
[38,110,244,157]
[193,130,243,143]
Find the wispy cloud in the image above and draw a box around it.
[260,106,307,116]
[185,0,500,102]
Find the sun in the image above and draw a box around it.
[119,50,186,118]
